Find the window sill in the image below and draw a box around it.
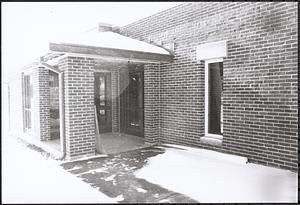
[200,136,223,146]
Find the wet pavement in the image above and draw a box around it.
[60,146,198,203]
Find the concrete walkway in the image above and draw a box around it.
[61,146,198,203]
[100,133,147,154]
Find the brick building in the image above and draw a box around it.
[8,2,298,171]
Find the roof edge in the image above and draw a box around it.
[49,42,173,63]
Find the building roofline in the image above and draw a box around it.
[49,42,173,63]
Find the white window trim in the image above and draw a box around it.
[204,57,223,141]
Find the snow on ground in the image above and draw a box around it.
[136,187,147,193]
[104,174,117,181]
[78,167,108,175]
[135,144,298,203]
[2,136,117,204]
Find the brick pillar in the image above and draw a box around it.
[111,68,120,133]
[144,64,160,144]
[59,56,96,159]
[32,67,51,141]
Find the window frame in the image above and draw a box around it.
[23,73,33,133]
[204,57,223,140]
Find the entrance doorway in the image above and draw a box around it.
[94,72,112,133]
[120,66,144,137]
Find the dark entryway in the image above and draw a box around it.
[208,62,223,135]
[94,72,112,133]
[120,65,144,137]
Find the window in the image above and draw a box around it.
[205,58,223,140]
[94,72,112,133]
[23,74,32,131]
[99,75,106,107]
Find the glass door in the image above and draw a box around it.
[120,66,144,137]
[94,72,112,133]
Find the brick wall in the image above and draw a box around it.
[111,68,120,133]
[31,67,51,141]
[121,2,298,171]
[59,56,96,159]
[144,64,160,144]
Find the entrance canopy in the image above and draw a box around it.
[45,30,173,65]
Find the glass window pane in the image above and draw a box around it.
[208,62,223,135]
[24,74,32,130]
[129,73,143,108]
[128,109,141,127]
[99,76,105,106]
[24,76,31,108]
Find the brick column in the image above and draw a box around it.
[59,56,96,159]
[32,67,51,141]
[144,64,160,144]
[111,68,120,133]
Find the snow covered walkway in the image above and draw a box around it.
[2,136,117,203]
[2,135,297,203]
[135,144,298,203]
